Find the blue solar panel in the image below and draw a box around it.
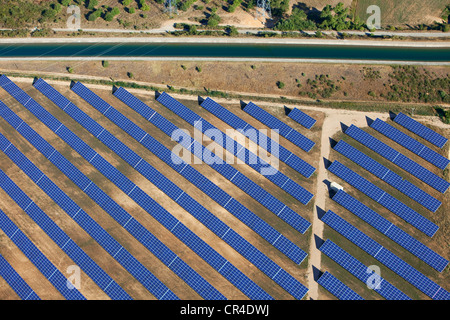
[243,101,315,152]
[113,87,312,237]
[333,140,441,213]
[0,253,40,300]
[394,112,448,149]
[370,118,449,170]
[317,271,364,300]
[322,210,383,256]
[67,81,308,299]
[200,98,316,178]
[287,108,316,129]
[26,79,273,300]
[321,211,448,300]
[0,209,84,300]
[319,240,410,300]
[332,190,448,272]
[345,124,450,194]
[157,92,314,204]
[327,160,438,237]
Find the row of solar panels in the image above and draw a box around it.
[0,75,273,300]
[333,140,441,213]
[122,90,313,235]
[394,112,448,149]
[200,98,316,182]
[0,124,217,299]
[321,210,449,300]
[63,80,309,299]
[327,160,439,237]
[370,118,449,170]
[345,124,450,194]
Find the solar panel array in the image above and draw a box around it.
[114,88,312,235]
[370,118,450,170]
[327,160,438,237]
[0,131,210,299]
[345,124,450,194]
[321,210,449,300]
[0,77,269,301]
[333,140,441,213]
[0,206,85,300]
[0,166,134,301]
[319,239,410,300]
[394,112,448,149]
[332,190,449,272]
[200,97,316,181]
[317,271,364,300]
[63,85,307,266]
[287,108,317,129]
[67,81,309,300]
[156,92,314,204]
[243,101,316,152]
[0,252,40,300]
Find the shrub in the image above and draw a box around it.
[277,81,285,89]
[127,72,134,78]
[196,66,202,72]
[60,0,71,6]
[86,0,98,10]
[102,60,109,67]
[67,66,74,73]
[88,9,102,21]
